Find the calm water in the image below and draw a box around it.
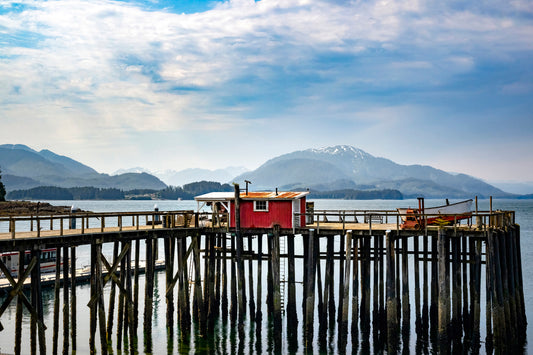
[0,198,531,354]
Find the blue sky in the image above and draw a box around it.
[1,0,532,183]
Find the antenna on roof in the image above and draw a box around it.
[244,180,252,196]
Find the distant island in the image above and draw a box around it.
[6,181,403,201]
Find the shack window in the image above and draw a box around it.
[254,200,268,212]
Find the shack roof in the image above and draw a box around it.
[195,191,309,201]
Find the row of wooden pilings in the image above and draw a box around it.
[0,225,526,354]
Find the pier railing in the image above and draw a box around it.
[301,209,515,231]
[0,210,195,239]
[0,208,516,240]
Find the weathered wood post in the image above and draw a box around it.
[414,234,421,332]
[386,230,398,353]
[31,248,46,355]
[229,232,237,322]
[70,246,77,352]
[337,230,345,324]
[272,225,282,350]
[286,233,297,339]
[402,235,410,327]
[247,234,255,322]
[133,238,140,332]
[52,248,61,355]
[95,241,108,355]
[221,232,229,321]
[351,235,359,341]
[326,234,335,327]
[62,245,70,354]
[164,235,175,333]
[304,229,316,349]
[107,242,119,340]
[340,230,352,348]
[192,233,206,333]
[144,235,154,352]
[437,228,450,347]
[234,184,246,323]
[255,234,263,323]
[451,235,462,339]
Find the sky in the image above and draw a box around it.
[1,0,532,183]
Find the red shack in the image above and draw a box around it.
[195,191,309,229]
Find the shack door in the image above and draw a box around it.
[292,199,300,228]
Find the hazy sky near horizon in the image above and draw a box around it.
[1,0,532,182]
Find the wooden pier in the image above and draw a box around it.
[0,191,526,354]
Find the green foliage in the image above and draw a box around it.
[0,169,6,201]
[8,186,74,200]
[308,189,403,200]
[158,186,192,200]
[7,186,126,200]
[182,181,233,196]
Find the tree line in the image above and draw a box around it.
[6,181,233,200]
[308,188,403,200]
[0,169,6,201]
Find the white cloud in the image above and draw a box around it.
[1,0,532,177]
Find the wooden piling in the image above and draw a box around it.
[193,234,206,333]
[133,238,140,332]
[401,235,410,326]
[107,242,119,340]
[62,245,69,355]
[229,232,237,322]
[287,233,297,331]
[323,234,333,328]
[337,231,345,324]
[247,234,255,322]
[52,248,60,355]
[451,236,461,337]
[255,234,263,323]
[95,241,108,355]
[70,246,77,352]
[234,184,246,322]
[414,234,421,330]
[221,232,229,320]
[144,236,154,351]
[386,231,398,351]
[341,231,352,330]
[272,226,282,349]
[164,235,174,332]
[361,236,371,332]
[89,245,96,354]
[351,236,359,338]
[304,229,316,348]
[437,228,449,345]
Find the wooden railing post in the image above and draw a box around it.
[10,217,15,239]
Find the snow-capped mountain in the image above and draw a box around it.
[232,145,509,198]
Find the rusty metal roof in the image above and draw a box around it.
[195,191,309,201]
[240,191,308,200]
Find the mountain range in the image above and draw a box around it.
[0,144,517,198]
[0,144,166,191]
[113,166,249,187]
[233,146,511,198]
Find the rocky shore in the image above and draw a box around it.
[0,201,74,216]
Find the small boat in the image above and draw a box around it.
[398,199,473,229]
[0,248,62,277]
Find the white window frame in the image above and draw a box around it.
[253,200,269,212]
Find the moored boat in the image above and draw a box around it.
[0,248,62,277]
[398,198,473,229]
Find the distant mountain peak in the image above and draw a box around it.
[308,145,372,159]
